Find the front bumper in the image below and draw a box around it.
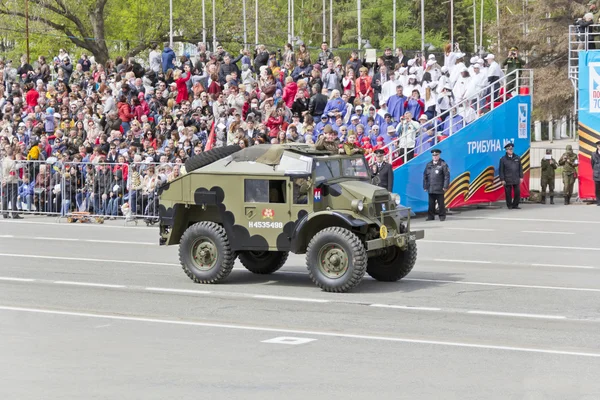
[365,229,424,251]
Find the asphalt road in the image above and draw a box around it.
[1,204,599,399]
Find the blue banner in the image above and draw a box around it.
[393,96,532,212]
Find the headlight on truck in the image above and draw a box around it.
[351,199,364,212]
[391,193,401,206]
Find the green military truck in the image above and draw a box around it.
[158,144,424,293]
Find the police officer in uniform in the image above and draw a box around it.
[423,149,450,221]
[559,144,578,205]
[371,149,394,192]
[498,142,524,209]
[540,148,557,204]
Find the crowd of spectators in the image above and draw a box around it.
[0,40,519,219]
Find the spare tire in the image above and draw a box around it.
[184,145,241,173]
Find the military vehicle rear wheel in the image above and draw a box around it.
[366,241,417,282]
[179,221,234,283]
[305,227,367,293]
[238,251,289,274]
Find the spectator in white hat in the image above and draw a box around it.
[437,66,451,95]
[450,52,466,86]
[485,53,504,101]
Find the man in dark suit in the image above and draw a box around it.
[423,149,450,221]
[372,149,394,192]
[372,65,391,108]
[498,142,524,209]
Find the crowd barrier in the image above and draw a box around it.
[0,159,180,223]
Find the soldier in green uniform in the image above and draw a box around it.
[315,125,341,154]
[558,144,578,205]
[502,47,526,93]
[540,148,557,204]
[293,177,311,204]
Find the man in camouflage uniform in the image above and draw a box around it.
[540,148,557,204]
[502,46,526,93]
[558,144,578,205]
[315,125,341,154]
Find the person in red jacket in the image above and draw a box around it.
[355,67,373,101]
[117,95,134,133]
[282,77,298,108]
[175,64,192,104]
[25,83,39,111]
[266,107,285,138]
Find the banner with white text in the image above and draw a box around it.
[393,96,531,213]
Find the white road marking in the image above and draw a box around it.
[421,240,600,252]
[0,253,178,267]
[405,278,600,293]
[2,305,599,358]
[443,227,496,232]
[370,304,441,311]
[0,234,14,238]
[521,231,574,235]
[145,287,212,295]
[0,277,35,282]
[261,337,317,345]
[453,216,600,225]
[23,236,155,245]
[54,281,125,289]
[434,259,492,264]
[532,263,597,270]
[467,311,566,320]
[253,295,329,303]
[0,219,149,229]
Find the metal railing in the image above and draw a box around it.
[1,159,179,224]
[367,69,534,166]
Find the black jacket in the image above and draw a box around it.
[309,94,328,117]
[373,162,394,192]
[498,153,524,185]
[423,159,450,194]
[592,150,600,182]
[94,169,113,196]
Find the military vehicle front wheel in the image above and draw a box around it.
[238,251,289,274]
[366,241,417,282]
[306,227,367,293]
[179,222,234,283]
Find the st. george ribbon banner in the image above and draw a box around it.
[393,95,531,213]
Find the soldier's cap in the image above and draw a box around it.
[510,46,519,51]
[320,115,328,120]
[546,148,553,153]
[323,124,333,133]
[504,142,514,149]
[431,149,442,155]
[374,148,385,155]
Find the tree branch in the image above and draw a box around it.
[29,0,89,37]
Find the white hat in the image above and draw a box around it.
[419,114,428,120]
[408,74,416,80]
[485,53,495,60]
[455,52,465,59]
[441,66,449,73]
[460,66,468,73]
[428,54,436,60]
[426,59,435,67]
[355,105,363,110]
[477,58,485,65]
[387,125,396,133]
[351,115,359,120]
[409,67,417,74]
[473,63,481,69]
[398,67,407,74]
[469,56,478,64]
[407,59,415,67]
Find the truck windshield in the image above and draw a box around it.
[314,157,370,183]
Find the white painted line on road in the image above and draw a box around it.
[2,305,599,358]
[434,259,492,264]
[453,216,600,225]
[443,227,496,232]
[370,304,441,311]
[253,295,329,303]
[532,263,597,270]
[0,234,14,238]
[262,337,317,345]
[54,281,126,289]
[145,287,212,295]
[405,278,600,293]
[422,240,600,252]
[0,253,178,267]
[467,311,566,320]
[521,231,575,235]
[0,276,35,282]
[24,236,156,245]
[0,219,150,229]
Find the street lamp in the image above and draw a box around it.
[362,39,372,49]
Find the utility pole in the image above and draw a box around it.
[329,0,333,46]
[421,0,425,54]
[255,0,258,46]
[322,0,326,42]
[496,0,501,51]
[357,0,361,54]
[292,0,295,44]
[25,0,30,63]
[212,0,217,51]
[450,0,454,45]
[473,0,477,53]
[393,0,396,50]
[287,0,291,44]
[202,0,207,46]
[480,0,484,55]
[243,0,248,49]
[169,0,173,47]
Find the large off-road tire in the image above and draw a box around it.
[179,221,234,283]
[238,251,289,274]
[184,145,241,173]
[305,227,367,293]
[366,241,417,282]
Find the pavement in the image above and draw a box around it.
[1,204,600,399]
